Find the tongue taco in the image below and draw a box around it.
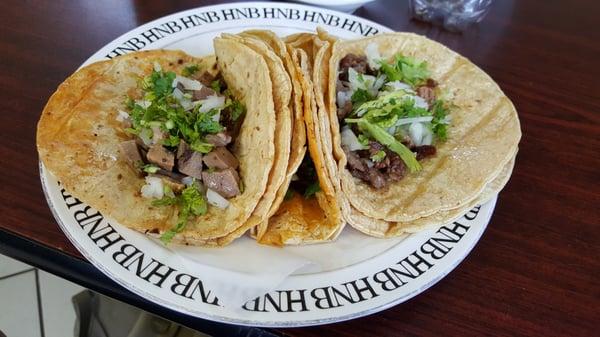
[37,43,277,246]
[320,33,521,235]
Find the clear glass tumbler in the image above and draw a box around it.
[409,0,494,32]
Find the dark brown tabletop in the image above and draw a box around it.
[1,0,598,336]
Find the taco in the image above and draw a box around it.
[248,32,345,246]
[37,43,278,246]
[319,33,521,235]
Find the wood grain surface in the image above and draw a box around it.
[0,0,598,336]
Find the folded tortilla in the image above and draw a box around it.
[245,32,345,246]
[316,32,521,236]
[37,46,277,246]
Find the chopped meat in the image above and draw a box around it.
[156,168,186,182]
[426,78,438,87]
[344,141,409,189]
[135,137,149,151]
[119,140,143,168]
[176,140,190,158]
[149,174,185,193]
[416,86,436,104]
[192,86,216,101]
[385,151,407,181]
[146,144,175,171]
[367,169,386,189]
[197,71,215,86]
[338,54,368,81]
[203,147,239,169]
[202,168,240,198]
[177,141,203,179]
[415,145,437,160]
[205,132,232,146]
[338,100,353,120]
[344,146,367,172]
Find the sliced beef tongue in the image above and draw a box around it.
[203,147,239,169]
[146,143,175,171]
[202,168,240,198]
[176,140,203,179]
[119,140,143,169]
[205,132,232,146]
[192,86,217,101]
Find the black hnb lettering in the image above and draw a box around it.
[310,287,342,309]
[123,254,175,288]
[74,206,123,251]
[60,188,82,209]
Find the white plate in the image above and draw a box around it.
[40,1,497,327]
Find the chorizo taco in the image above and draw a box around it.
[320,32,521,236]
[249,32,345,246]
[37,41,278,246]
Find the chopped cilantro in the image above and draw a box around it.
[181,64,199,77]
[190,140,214,154]
[284,189,295,200]
[229,100,246,121]
[430,99,450,141]
[303,182,320,198]
[351,89,374,113]
[210,80,221,94]
[371,150,386,162]
[158,184,208,244]
[194,108,224,134]
[378,55,430,87]
[357,134,370,147]
[142,164,160,174]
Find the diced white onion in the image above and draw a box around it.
[197,95,225,113]
[153,61,162,72]
[365,42,382,70]
[341,126,368,151]
[408,122,433,146]
[141,176,164,199]
[365,160,375,168]
[385,81,414,92]
[139,128,152,146]
[173,88,194,111]
[151,125,163,144]
[394,116,433,126]
[116,110,130,122]
[173,87,184,100]
[136,100,151,109]
[181,176,194,186]
[412,95,429,109]
[172,75,202,90]
[348,68,386,97]
[337,90,352,108]
[206,188,230,209]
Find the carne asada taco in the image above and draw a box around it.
[322,33,521,232]
[37,44,277,246]
[253,33,345,245]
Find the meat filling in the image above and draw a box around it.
[337,53,442,189]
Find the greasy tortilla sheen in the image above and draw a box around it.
[37,48,276,246]
[257,34,343,246]
[325,33,522,223]
[349,153,517,237]
[219,33,293,241]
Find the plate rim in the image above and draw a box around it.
[38,1,497,327]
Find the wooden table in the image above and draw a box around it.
[1,0,598,335]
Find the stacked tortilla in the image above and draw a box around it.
[36,30,520,246]
[317,32,521,237]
